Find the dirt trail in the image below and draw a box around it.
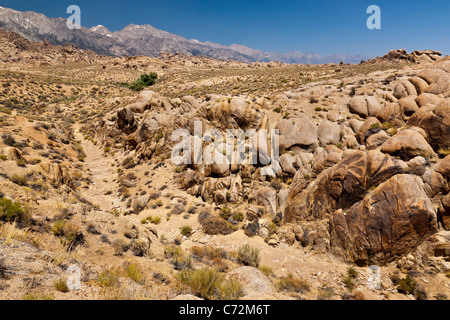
[73,125,123,213]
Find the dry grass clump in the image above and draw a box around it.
[178,267,243,300]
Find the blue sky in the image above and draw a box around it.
[1,0,449,57]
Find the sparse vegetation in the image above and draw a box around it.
[9,173,27,186]
[237,243,260,267]
[179,268,243,300]
[278,273,310,294]
[54,278,69,293]
[180,225,193,237]
[0,197,29,225]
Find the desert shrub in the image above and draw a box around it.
[343,267,358,291]
[125,263,144,284]
[179,268,243,300]
[237,244,260,267]
[97,270,120,288]
[51,220,83,248]
[199,213,230,235]
[54,279,69,293]
[190,246,227,262]
[15,159,26,167]
[219,206,232,220]
[278,273,310,293]
[1,132,15,146]
[9,173,27,186]
[112,238,129,256]
[125,73,158,91]
[0,257,7,278]
[354,290,366,300]
[22,293,54,300]
[0,197,29,225]
[258,265,273,277]
[165,245,192,270]
[0,154,6,161]
[130,239,149,257]
[397,275,416,294]
[31,141,44,150]
[180,225,193,237]
[232,212,244,222]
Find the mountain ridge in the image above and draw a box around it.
[0,6,369,64]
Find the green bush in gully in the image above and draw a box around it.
[123,73,158,91]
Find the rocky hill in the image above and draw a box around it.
[0,28,449,301]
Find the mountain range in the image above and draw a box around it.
[0,6,369,64]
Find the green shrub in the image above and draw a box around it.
[0,154,7,161]
[51,219,83,248]
[180,225,193,237]
[232,212,244,222]
[343,267,359,291]
[398,275,416,294]
[237,243,261,267]
[125,73,158,91]
[219,206,232,220]
[0,197,29,225]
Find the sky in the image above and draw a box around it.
[1,0,449,57]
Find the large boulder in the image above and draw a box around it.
[330,174,438,266]
[440,193,450,230]
[284,151,406,222]
[117,107,137,134]
[228,266,278,299]
[380,129,436,160]
[394,80,417,99]
[39,162,74,189]
[407,99,450,151]
[318,121,341,146]
[275,117,318,151]
[348,95,382,118]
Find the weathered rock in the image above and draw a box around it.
[407,99,450,151]
[348,96,369,118]
[380,129,436,160]
[426,74,450,96]
[276,117,318,151]
[415,93,442,107]
[330,174,438,266]
[418,68,448,84]
[398,96,419,117]
[408,76,429,95]
[366,131,390,150]
[376,102,404,126]
[356,117,382,144]
[435,155,450,181]
[39,162,74,189]
[440,193,450,230]
[0,147,23,161]
[228,267,276,296]
[279,153,298,175]
[394,80,417,99]
[117,107,137,134]
[284,151,405,222]
[318,121,341,146]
